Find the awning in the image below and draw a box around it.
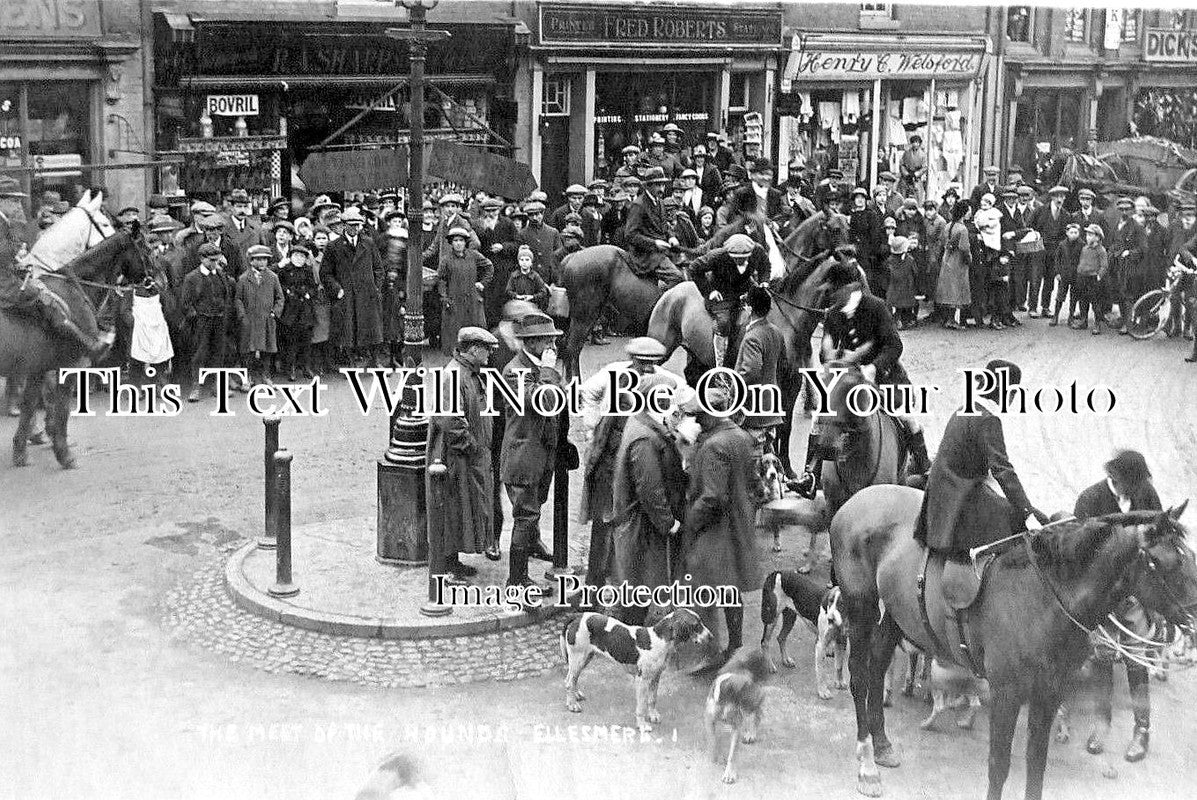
[180,74,496,90]
[782,34,988,90]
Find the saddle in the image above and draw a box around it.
[917,548,997,677]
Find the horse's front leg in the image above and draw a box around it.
[987,687,1022,800]
[1024,693,1062,800]
[45,374,75,470]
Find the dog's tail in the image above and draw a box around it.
[559,615,576,670]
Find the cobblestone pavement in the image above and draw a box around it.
[164,554,561,687]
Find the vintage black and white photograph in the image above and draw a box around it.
[3,0,1197,797]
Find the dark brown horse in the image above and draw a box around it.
[1,228,149,467]
[831,484,1197,800]
[815,363,913,519]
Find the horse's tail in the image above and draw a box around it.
[647,287,682,362]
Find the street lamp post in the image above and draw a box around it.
[377,0,451,616]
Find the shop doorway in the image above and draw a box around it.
[539,116,569,203]
[1013,89,1084,177]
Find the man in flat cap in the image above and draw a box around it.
[323,206,385,367]
[225,188,261,262]
[1029,185,1071,318]
[548,184,587,232]
[174,200,216,252]
[970,165,1002,211]
[580,337,686,593]
[475,196,519,329]
[185,212,242,277]
[516,199,563,285]
[427,326,501,584]
[181,241,236,402]
[1109,197,1146,333]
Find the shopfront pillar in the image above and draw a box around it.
[870,79,882,187]
[582,70,596,184]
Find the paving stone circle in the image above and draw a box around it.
[161,551,561,688]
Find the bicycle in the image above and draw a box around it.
[1127,257,1196,341]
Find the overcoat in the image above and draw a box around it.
[322,233,384,349]
[1074,478,1161,519]
[935,221,972,306]
[735,317,785,428]
[517,222,563,283]
[278,262,318,330]
[234,268,284,353]
[612,412,687,588]
[476,216,519,327]
[426,355,493,554]
[437,248,493,356]
[914,405,1035,553]
[885,252,918,309]
[499,349,562,487]
[682,419,761,593]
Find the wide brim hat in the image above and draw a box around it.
[268,197,289,211]
[514,312,563,338]
[649,133,666,145]
[310,194,340,213]
[341,206,367,224]
[661,122,683,134]
[680,168,698,179]
[642,167,669,184]
[851,186,869,198]
[379,190,399,202]
[621,176,643,188]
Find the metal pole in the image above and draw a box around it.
[546,408,572,582]
[259,416,280,549]
[268,450,299,598]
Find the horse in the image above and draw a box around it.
[830,484,1197,800]
[1,208,149,468]
[815,363,914,519]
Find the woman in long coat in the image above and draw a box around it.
[611,404,688,627]
[682,404,761,661]
[438,226,493,356]
[426,330,496,568]
[936,202,973,329]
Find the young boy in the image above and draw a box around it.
[1075,224,1110,335]
[505,244,549,310]
[1052,221,1084,327]
[235,244,285,385]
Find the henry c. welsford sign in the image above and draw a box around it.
[538,3,782,48]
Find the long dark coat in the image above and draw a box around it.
[682,419,761,593]
[476,216,519,328]
[234,268,284,353]
[278,262,318,330]
[499,349,562,487]
[426,356,493,554]
[736,317,784,429]
[437,248,493,357]
[322,233,384,349]
[612,412,687,588]
[914,405,1035,553]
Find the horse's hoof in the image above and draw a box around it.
[772,542,782,553]
[55,449,77,470]
[27,431,48,446]
[874,746,901,769]
[856,774,883,797]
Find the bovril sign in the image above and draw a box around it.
[206,95,260,117]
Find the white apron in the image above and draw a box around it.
[131,292,174,365]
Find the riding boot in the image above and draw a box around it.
[39,294,112,359]
[790,433,824,499]
[1186,335,1197,363]
[907,430,931,475]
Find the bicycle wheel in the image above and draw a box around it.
[1128,290,1169,340]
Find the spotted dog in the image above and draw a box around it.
[561,609,713,731]
[755,452,829,557]
[760,571,848,699]
[705,646,772,784]
[919,658,986,731]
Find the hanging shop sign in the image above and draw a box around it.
[1144,28,1197,63]
[206,95,260,117]
[300,148,413,193]
[538,3,782,48]
[176,135,286,154]
[0,0,102,39]
[785,48,984,83]
[426,140,537,199]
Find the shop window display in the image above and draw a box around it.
[1134,88,1197,149]
[593,71,714,179]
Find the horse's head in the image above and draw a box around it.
[66,228,151,289]
[1128,502,1197,632]
[24,190,115,271]
[817,362,870,459]
[74,190,115,248]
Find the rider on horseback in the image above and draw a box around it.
[689,233,768,368]
[0,180,112,359]
[623,167,686,290]
[792,255,931,498]
[913,359,1050,558]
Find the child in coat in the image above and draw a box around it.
[236,245,285,386]
[278,243,319,380]
[1051,222,1084,327]
[505,244,549,310]
[885,236,919,328]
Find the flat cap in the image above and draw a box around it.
[147,214,180,233]
[445,225,471,240]
[268,196,289,211]
[878,170,897,182]
[198,214,225,229]
[438,193,464,206]
[851,186,869,198]
[983,165,1000,173]
[1116,196,1134,208]
[561,224,584,239]
[625,336,667,360]
[1001,185,1019,196]
[587,179,609,189]
[522,200,546,213]
[622,176,643,188]
[1077,187,1096,199]
[1017,185,1035,196]
[227,188,250,203]
[379,190,399,201]
[1007,164,1024,174]
[621,144,641,155]
[680,168,698,179]
[272,219,296,234]
[1047,185,1069,196]
[480,197,503,211]
[1085,223,1105,238]
[828,168,844,179]
[564,184,587,196]
[197,242,222,257]
[725,233,756,256]
[246,244,273,260]
[289,242,313,255]
[189,200,217,215]
[340,206,366,223]
[458,326,499,347]
[528,191,549,203]
[49,200,69,214]
[641,166,669,184]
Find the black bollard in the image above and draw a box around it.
[268,449,299,598]
[259,416,281,550]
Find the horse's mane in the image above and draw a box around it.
[1000,514,1163,580]
[64,229,140,280]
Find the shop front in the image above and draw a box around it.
[531,2,782,201]
[153,11,521,206]
[779,34,987,200]
[1131,27,1197,149]
[1,0,146,211]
